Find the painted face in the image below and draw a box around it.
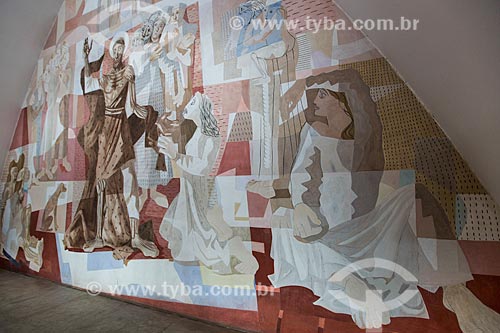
[313,89,352,133]
[182,94,200,120]
[152,20,165,43]
[172,8,180,23]
[141,22,153,42]
[112,42,124,65]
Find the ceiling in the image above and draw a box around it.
[0,0,499,204]
[0,0,64,167]
[335,0,500,204]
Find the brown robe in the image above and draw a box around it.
[64,57,158,249]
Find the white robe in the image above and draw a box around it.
[269,124,472,321]
[130,44,173,188]
[159,130,232,273]
[40,67,67,156]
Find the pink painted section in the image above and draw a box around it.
[460,240,500,276]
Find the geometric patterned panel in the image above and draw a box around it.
[227,112,253,142]
[377,85,446,170]
[416,137,457,192]
[340,57,402,88]
[341,59,446,170]
[456,194,500,241]
[340,57,495,238]
[369,84,404,102]
[296,33,312,71]
[415,138,489,231]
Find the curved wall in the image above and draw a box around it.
[1,1,499,332]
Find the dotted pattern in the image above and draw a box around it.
[339,57,494,237]
[228,112,253,142]
[282,0,337,34]
[378,85,445,170]
[339,57,401,88]
[369,84,404,102]
[71,181,86,219]
[456,194,500,241]
[415,137,486,194]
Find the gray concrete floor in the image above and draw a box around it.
[0,269,242,332]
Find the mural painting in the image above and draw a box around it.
[1,1,499,332]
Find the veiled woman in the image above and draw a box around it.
[249,69,500,331]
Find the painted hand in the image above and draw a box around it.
[123,66,134,81]
[157,135,178,159]
[246,180,275,199]
[83,37,93,58]
[293,203,323,240]
[149,44,163,62]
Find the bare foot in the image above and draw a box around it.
[113,246,134,261]
[131,236,159,258]
[229,236,259,275]
[443,284,500,333]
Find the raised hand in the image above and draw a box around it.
[83,37,93,58]
[158,135,178,159]
[156,111,180,136]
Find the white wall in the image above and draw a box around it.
[335,0,500,204]
[0,0,63,168]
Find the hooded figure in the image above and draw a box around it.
[64,34,160,260]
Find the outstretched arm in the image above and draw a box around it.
[82,38,103,93]
[125,66,149,119]
[83,38,93,77]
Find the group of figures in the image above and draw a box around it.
[1,0,499,332]
[0,155,44,271]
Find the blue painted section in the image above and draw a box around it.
[400,170,416,187]
[55,233,72,284]
[87,251,124,271]
[235,176,254,191]
[173,262,258,311]
[236,1,283,57]
[455,195,467,238]
[2,250,20,268]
